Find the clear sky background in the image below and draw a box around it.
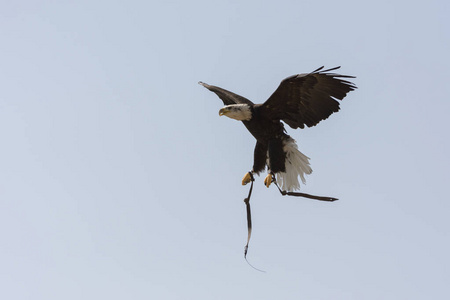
[1,0,449,299]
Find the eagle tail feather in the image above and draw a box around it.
[276,137,312,192]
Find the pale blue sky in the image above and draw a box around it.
[1,0,449,299]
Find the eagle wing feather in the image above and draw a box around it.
[199,82,254,106]
[259,66,356,129]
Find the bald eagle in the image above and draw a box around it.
[199,66,356,192]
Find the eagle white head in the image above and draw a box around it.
[219,104,252,121]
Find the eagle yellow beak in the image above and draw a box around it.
[219,107,229,116]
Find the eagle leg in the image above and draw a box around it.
[264,172,274,188]
[242,171,255,186]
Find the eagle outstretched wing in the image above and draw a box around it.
[258,66,356,129]
[199,81,254,106]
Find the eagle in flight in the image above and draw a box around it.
[199,66,356,192]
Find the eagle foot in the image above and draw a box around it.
[264,173,274,188]
[242,171,254,186]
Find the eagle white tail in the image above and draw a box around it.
[275,137,312,192]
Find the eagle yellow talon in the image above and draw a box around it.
[264,174,273,188]
[242,172,252,185]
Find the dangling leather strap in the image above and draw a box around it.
[243,172,265,272]
[272,175,338,202]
